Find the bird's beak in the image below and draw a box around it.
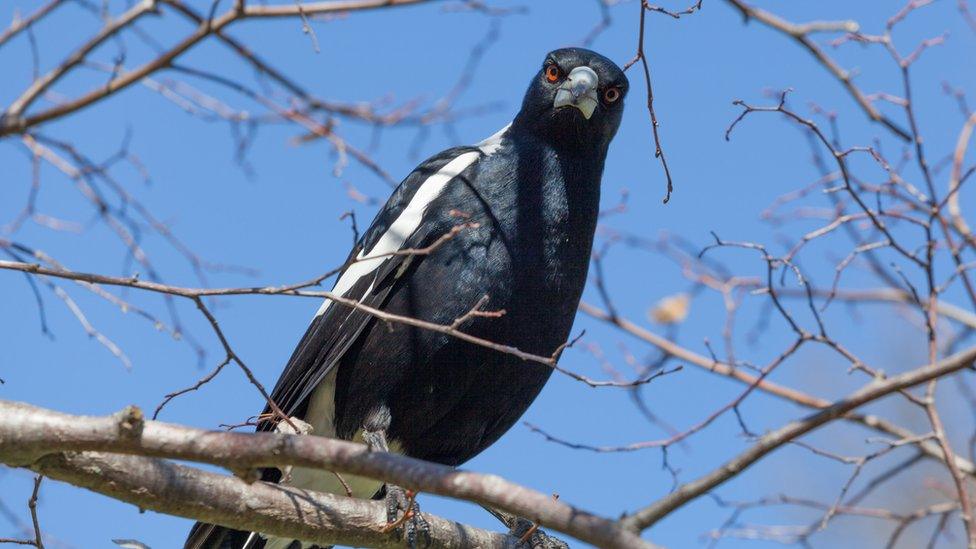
[553,66,599,120]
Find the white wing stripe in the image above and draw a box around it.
[314,150,481,318]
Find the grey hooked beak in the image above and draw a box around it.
[553,66,599,120]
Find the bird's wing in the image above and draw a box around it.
[260,146,484,425]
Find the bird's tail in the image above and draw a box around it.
[184,521,263,549]
[186,522,334,549]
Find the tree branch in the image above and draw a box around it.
[0,0,436,136]
[0,258,604,375]
[621,342,976,532]
[579,300,976,476]
[0,400,657,549]
[0,0,66,49]
[31,451,508,549]
[722,0,912,140]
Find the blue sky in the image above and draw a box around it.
[2,1,975,547]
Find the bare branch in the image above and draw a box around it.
[34,451,509,549]
[722,0,912,140]
[624,0,684,203]
[579,300,976,476]
[621,342,976,532]
[0,0,65,49]
[0,258,643,386]
[0,400,658,549]
[0,0,437,137]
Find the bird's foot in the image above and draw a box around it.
[509,517,569,549]
[381,485,431,548]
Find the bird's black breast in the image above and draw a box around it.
[331,134,603,465]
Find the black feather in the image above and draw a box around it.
[185,47,627,549]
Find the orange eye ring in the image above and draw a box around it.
[545,64,561,83]
[604,87,621,104]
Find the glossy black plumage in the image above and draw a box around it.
[186,47,628,549]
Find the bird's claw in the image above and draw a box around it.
[509,516,569,549]
[383,485,431,549]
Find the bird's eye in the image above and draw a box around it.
[604,87,621,104]
[545,64,562,83]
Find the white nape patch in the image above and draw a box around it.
[313,150,481,319]
[477,123,511,155]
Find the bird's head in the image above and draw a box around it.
[514,47,628,150]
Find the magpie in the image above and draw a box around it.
[185,47,628,549]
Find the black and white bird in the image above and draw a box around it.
[186,47,628,549]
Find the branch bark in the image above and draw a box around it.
[0,400,657,549]
[32,451,508,549]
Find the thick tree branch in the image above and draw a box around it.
[0,400,657,549]
[30,451,509,549]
